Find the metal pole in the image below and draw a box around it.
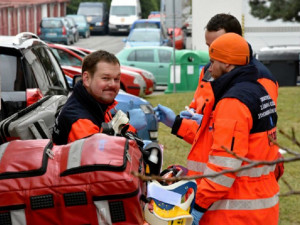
[172,0,176,93]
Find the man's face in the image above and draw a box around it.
[208,59,228,80]
[83,61,121,104]
[205,29,226,47]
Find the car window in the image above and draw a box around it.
[128,49,154,62]
[23,48,49,94]
[134,23,159,29]
[0,54,26,91]
[110,6,135,16]
[41,20,62,28]
[158,49,172,63]
[129,30,160,42]
[51,48,82,67]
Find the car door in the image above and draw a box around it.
[125,48,157,80]
[155,48,172,85]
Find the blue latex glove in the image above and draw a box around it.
[153,104,176,128]
[180,108,195,119]
[191,113,203,125]
[128,108,147,131]
[191,209,204,225]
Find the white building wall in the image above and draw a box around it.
[41,4,47,18]
[192,0,243,51]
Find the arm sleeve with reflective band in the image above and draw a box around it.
[189,69,205,109]
[196,98,253,209]
[68,119,100,143]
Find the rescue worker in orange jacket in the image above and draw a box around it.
[155,13,283,181]
[53,50,137,145]
[188,33,279,224]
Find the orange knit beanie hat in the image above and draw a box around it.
[209,33,250,65]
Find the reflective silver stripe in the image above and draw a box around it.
[11,209,27,225]
[209,192,279,211]
[205,167,235,188]
[209,155,242,169]
[67,139,85,169]
[0,142,9,162]
[187,160,206,173]
[94,200,112,225]
[237,165,276,177]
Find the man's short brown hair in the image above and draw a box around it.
[82,50,120,77]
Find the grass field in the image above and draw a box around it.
[145,86,300,225]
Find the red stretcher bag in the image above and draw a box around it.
[0,133,145,225]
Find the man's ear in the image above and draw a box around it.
[82,71,90,86]
[225,63,235,73]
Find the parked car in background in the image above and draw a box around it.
[0,32,70,119]
[65,16,79,42]
[66,14,90,38]
[130,19,160,32]
[77,1,109,34]
[38,17,75,45]
[123,28,171,48]
[148,11,161,19]
[117,46,173,86]
[48,43,82,68]
[167,27,187,49]
[109,0,142,34]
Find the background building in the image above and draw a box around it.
[0,0,69,36]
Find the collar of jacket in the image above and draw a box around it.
[73,80,117,119]
[211,64,258,109]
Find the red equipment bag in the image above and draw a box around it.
[0,133,145,225]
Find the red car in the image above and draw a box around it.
[167,27,186,49]
[48,43,146,96]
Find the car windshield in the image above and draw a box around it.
[78,6,103,16]
[70,16,86,23]
[110,6,135,16]
[129,30,160,42]
[134,23,159,29]
[41,20,62,28]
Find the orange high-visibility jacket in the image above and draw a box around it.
[181,65,279,224]
[175,58,278,144]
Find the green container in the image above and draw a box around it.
[165,50,209,93]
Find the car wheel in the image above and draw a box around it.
[84,30,90,38]
[65,38,70,45]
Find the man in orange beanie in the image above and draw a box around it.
[188,33,279,225]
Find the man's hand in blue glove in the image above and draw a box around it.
[180,108,195,119]
[191,113,203,125]
[153,104,176,128]
[191,208,204,225]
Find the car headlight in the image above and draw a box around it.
[133,75,144,85]
[140,104,154,114]
[142,71,154,80]
[95,22,103,26]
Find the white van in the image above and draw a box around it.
[109,0,141,34]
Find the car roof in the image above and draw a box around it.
[130,28,161,33]
[0,33,44,49]
[122,45,173,50]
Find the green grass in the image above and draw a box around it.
[145,86,300,224]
